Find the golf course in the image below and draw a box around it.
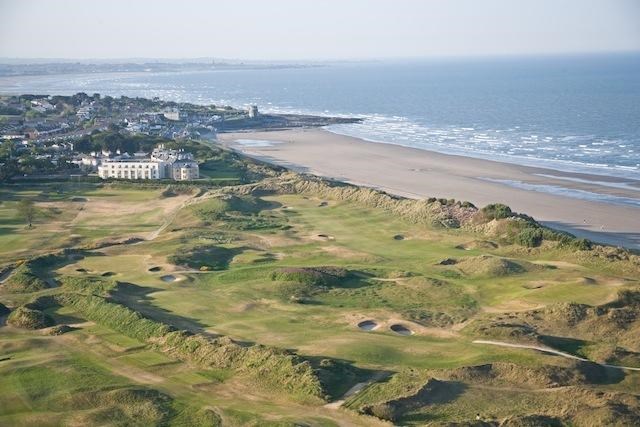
[1,143,639,426]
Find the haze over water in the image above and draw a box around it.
[3,53,639,179]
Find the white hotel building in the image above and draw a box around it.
[98,158,166,180]
[97,145,199,181]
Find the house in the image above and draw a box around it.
[76,104,95,120]
[163,109,180,121]
[31,99,55,111]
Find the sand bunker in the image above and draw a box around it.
[455,240,499,251]
[390,324,413,336]
[148,266,162,272]
[160,275,177,283]
[315,234,335,241]
[357,320,379,331]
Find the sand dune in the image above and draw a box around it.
[219,128,640,249]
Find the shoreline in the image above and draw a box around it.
[218,128,640,250]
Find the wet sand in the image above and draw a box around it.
[218,128,640,249]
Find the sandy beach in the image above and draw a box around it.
[219,128,640,250]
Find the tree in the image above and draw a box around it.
[17,199,36,228]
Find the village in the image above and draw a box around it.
[0,93,359,182]
[0,93,253,181]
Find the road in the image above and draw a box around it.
[473,340,640,372]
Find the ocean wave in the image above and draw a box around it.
[325,116,640,180]
[480,178,640,208]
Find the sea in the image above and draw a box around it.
[1,53,639,180]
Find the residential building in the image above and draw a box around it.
[163,109,180,121]
[77,105,95,120]
[172,160,199,180]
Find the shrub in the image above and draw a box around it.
[270,266,349,287]
[43,324,73,335]
[572,238,593,251]
[481,203,513,220]
[7,306,54,329]
[168,245,238,270]
[365,403,397,422]
[59,276,117,296]
[2,264,49,293]
[55,293,173,341]
[516,227,544,247]
[461,201,476,209]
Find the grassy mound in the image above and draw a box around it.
[2,264,49,293]
[194,194,287,230]
[443,361,613,388]
[54,289,343,402]
[7,306,54,329]
[168,245,240,270]
[261,173,473,228]
[454,255,528,277]
[467,290,640,365]
[347,363,637,425]
[63,387,175,426]
[271,267,351,303]
[356,375,458,422]
[59,275,118,296]
[271,266,349,286]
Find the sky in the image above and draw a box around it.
[0,0,639,60]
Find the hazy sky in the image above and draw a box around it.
[1,0,639,60]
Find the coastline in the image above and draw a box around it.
[218,128,640,250]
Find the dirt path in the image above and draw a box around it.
[146,193,207,241]
[473,340,640,372]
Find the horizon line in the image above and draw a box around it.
[2,49,640,64]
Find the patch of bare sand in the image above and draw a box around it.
[107,363,165,385]
[248,232,300,249]
[530,260,585,270]
[229,299,271,313]
[600,277,636,287]
[483,300,546,313]
[71,194,192,230]
[320,245,379,261]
